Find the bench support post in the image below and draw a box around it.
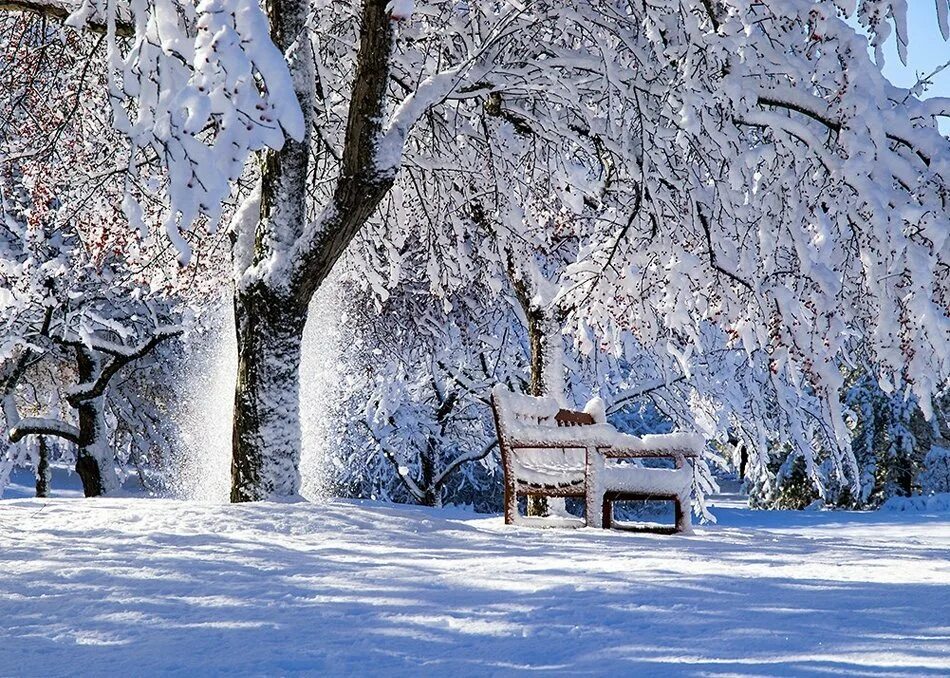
[504,474,517,525]
[584,449,605,528]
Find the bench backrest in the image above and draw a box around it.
[491,385,596,487]
[555,409,596,427]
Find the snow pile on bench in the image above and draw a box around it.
[491,385,703,489]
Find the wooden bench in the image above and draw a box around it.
[490,385,700,532]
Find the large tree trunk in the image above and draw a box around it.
[231,288,308,502]
[229,0,312,503]
[74,349,119,497]
[229,0,397,502]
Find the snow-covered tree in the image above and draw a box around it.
[0,18,193,495]
[343,0,950,506]
[324,276,516,509]
[1,0,947,505]
[0,232,185,494]
[920,444,950,495]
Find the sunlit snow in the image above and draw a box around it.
[0,491,947,676]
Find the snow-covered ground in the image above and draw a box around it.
[0,493,948,677]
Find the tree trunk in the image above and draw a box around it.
[526,307,564,401]
[229,0,397,502]
[525,306,551,518]
[420,439,440,507]
[231,288,308,502]
[515,287,565,517]
[74,348,119,497]
[229,0,311,503]
[229,0,311,504]
[35,435,50,498]
[526,304,548,398]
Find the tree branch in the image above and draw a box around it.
[433,439,497,488]
[606,376,688,415]
[64,328,182,405]
[359,418,427,502]
[0,0,134,37]
[293,0,398,304]
[696,208,754,292]
[758,91,931,166]
[9,416,80,444]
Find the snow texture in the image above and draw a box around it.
[0,495,947,675]
[881,493,950,513]
[385,0,414,21]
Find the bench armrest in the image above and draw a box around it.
[599,447,698,459]
[596,446,697,470]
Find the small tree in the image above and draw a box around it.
[920,445,950,496]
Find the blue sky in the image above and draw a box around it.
[878,3,950,131]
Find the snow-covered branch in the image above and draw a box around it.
[606,376,688,415]
[64,327,183,405]
[0,0,132,35]
[374,67,471,178]
[363,419,427,503]
[433,439,497,489]
[9,417,80,444]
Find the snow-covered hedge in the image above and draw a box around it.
[880,493,950,513]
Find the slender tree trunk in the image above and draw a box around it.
[35,435,50,498]
[525,308,564,401]
[74,348,118,497]
[526,305,547,398]
[512,280,565,517]
[420,439,440,507]
[525,309,555,517]
[231,288,308,502]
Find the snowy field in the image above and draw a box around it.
[1,490,948,677]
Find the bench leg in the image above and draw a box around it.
[585,490,604,528]
[504,479,517,525]
[602,497,612,529]
[585,450,605,528]
[675,496,691,533]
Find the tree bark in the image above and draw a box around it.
[420,441,439,507]
[74,348,118,497]
[525,307,552,518]
[35,435,50,497]
[230,0,397,502]
[231,288,308,502]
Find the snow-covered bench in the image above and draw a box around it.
[490,385,702,532]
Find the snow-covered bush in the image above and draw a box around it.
[880,493,950,513]
[920,446,950,496]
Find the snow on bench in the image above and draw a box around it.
[490,384,703,532]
